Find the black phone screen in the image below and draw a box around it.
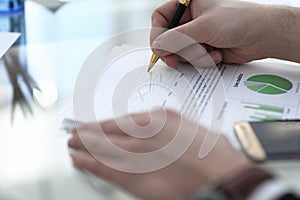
[250,120,300,159]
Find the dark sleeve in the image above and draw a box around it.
[277,193,300,200]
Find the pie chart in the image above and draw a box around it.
[244,74,293,95]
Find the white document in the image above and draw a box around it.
[0,32,20,59]
[64,45,300,147]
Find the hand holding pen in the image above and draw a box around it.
[148,0,223,71]
[148,0,192,72]
[149,0,284,70]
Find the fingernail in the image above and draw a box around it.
[152,41,164,55]
[211,53,222,64]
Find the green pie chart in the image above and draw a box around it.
[244,74,293,95]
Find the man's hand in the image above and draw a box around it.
[68,110,251,200]
[151,0,300,67]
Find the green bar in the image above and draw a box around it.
[250,115,282,121]
[259,105,284,113]
[244,104,284,113]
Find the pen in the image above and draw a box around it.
[148,0,192,72]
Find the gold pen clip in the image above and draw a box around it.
[179,0,191,6]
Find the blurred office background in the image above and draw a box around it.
[0,1,164,199]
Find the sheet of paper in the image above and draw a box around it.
[0,32,20,59]
[63,44,300,147]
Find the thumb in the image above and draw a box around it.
[152,17,210,57]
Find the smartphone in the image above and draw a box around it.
[234,120,300,162]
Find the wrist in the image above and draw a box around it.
[217,166,273,200]
[190,166,275,200]
[263,5,300,62]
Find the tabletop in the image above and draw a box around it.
[0,0,300,199]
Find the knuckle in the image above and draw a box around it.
[151,11,156,23]
[151,10,160,25]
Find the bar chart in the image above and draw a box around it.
[242,101,285,121]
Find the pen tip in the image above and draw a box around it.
[147,54,159,73]
[147,63,154,73]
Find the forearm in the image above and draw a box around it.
[264,5,300,63]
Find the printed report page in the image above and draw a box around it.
[69,45,300,147]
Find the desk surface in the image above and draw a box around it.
[0,0,300,199]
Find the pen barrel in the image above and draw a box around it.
[148,2,188,72]
[167,3,187,29]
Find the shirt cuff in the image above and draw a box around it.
[247,179,291,200]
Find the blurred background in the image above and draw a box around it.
[0,1,164,199]
[0,0,300,199]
